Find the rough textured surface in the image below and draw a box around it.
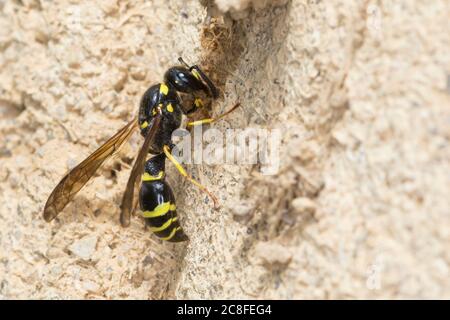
[1,0,449,299]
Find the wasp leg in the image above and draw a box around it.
[162,145,219,208]
[184,95,206,115]
[187,102,240,127]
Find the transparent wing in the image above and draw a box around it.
[120,113,162,227]
[43,118,138,222]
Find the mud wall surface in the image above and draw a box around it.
[0,0,449,299]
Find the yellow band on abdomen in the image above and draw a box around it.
[142,171,164,181]
[149,217,178,232]
[160,226,181,241]
[142,202,170,218]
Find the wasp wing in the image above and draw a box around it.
[120,113,162,227]
[43,118,139,222]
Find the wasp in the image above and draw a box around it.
[43,57,240,242]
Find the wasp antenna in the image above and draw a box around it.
[178,56,190,68]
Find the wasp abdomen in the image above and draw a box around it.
[139,155,188,242]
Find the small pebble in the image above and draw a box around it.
[291,197,316,215]
[254,242,292,268]
[230,200,254,217]
[82,280,101,293]
[68,235,98,261]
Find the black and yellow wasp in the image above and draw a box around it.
[43,57,239,242]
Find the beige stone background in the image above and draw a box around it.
[0,0,449,299]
